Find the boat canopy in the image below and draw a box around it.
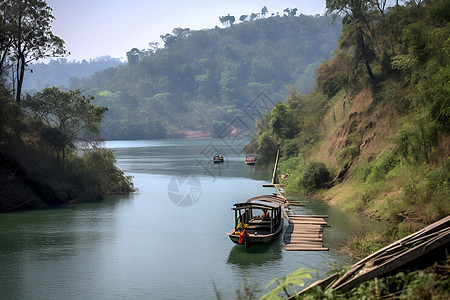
[231,200,282,210]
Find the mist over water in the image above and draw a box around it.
[0,139,355,299]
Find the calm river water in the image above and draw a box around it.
[0,139,355,299]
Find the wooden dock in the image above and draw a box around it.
[264,151,329,251]
[283,215,329,251]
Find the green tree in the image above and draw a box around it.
[269,102,297,140]
[126,48,140,64]
[326,0,376,82]
[261,6,268,18]
[239,14,248,22]
[3,0,67,105]
[302,161,331,191]
[24,87,107,168]
[219,14,235,27]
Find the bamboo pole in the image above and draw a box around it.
[272,150,280,184]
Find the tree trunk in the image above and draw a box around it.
[15,52,25,105]
[364,59,376,82]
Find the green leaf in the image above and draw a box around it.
[261,268,315,300]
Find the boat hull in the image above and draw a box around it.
[226,219,284,248]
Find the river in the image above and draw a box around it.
[0,139,355,299]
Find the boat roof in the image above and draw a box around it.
[246,195,285,205]
[232,199,283,210]
[248,200,282,208]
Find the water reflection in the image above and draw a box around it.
[227,237,283,266]
[0,139,356,300]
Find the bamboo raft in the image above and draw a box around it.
[289,215,450,298]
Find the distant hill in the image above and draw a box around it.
[23,56,124,93]
[76,14,341,139]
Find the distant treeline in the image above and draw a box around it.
[23,56,124,92]
[73,13,340,139]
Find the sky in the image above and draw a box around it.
[45,0,327,61]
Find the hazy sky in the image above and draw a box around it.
[45,0,326,61]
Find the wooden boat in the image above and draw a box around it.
[213,155,224,163]
[226,195,284,248]
[245,155,256,165]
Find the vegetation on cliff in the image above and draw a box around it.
[0,0,133,212]
[245,0,449,256]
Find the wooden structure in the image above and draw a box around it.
[226,195,284,248]
[264,150,329,251]
[284,215,329,251]
[291,215,450,298]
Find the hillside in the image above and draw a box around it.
[245,0,450,257]
[77,14,341,140]
[23,56,124,92]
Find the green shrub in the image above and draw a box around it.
[302,161,330,191]
[82,149,134,195]
[366,152,399,183]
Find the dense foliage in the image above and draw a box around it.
[245,0,449,252]
[0,0,67,105]
[0,86,133,212]
[74,13,341,139]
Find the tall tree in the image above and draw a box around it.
[219,14,235,27]
[261,6,268,18]
[326,0,376,82]
[3,0,67,105]
[24,87,107,168]
[0,1,12,75]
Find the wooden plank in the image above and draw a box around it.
[333,231,450,293]
[284,246,329,251]
[287,225,323,229]
[288,217,326,221]
[288,221,327,225]
[288,222,323,226]
[285,240,324,245]
[289,221,327,225]
[288,218,326,222]
[286,228,322,232]
[286,233,322,236]
[289,215,326,218]
[348,215,450,269]
[286,224,322,229]
[287,240,323,244]
[287,242,324,246]
[289,217,327,222]
[290,215,329,218]
[288,232,323,236]
[286,232,322,236]
[287,236,323,240]
[287,238,323,242]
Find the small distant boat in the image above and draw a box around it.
[226,195,284,248]
[245,155,256,165]
[213,155,224,163]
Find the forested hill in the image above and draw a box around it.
[23,56,124,92]
[76,14,341,139]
